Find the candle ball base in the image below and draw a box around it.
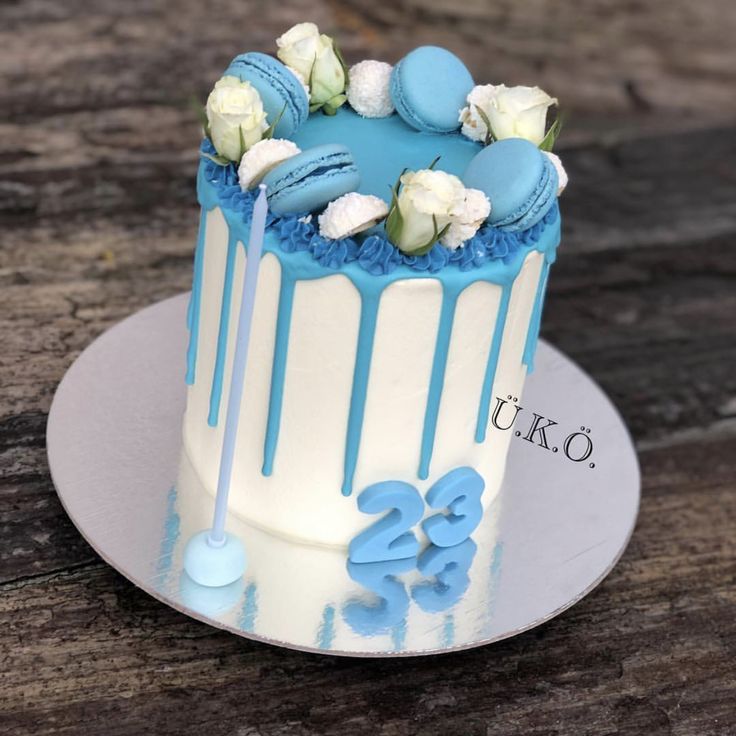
[183,530,247,587]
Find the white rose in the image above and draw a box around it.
[387,169,466,253]
[206,76,268,162]
[459,84,557,146]
[276,23,322,81]
[238,138,301,190]
[440,188,491,249]
[276,23,346,111]
[310,35,346,109]
[318,193,389,239]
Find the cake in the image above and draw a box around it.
[182,23,566,556]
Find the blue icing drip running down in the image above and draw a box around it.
[342,288,381,496]
[262,275,295,476]
[475,284,512,443]
[185,208,208,385]
[522,259,551,373]
[190,127,561,492]
[208,231,239,426]
[418,283,461,480]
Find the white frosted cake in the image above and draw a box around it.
[182,24,566,553]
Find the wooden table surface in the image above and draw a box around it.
[2,1,735,734]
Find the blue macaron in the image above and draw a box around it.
[262,144,361,215]
[390,46,474,134]
[463,138,559,231]
[224,52,309,139]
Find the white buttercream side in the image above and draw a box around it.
[351,279,442,491]
[183,206,545,547]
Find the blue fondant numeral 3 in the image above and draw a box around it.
[422,467,485,548]
[348,481,424,563]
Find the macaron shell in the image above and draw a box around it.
[498,155,559,231]
[463,138,547,223]
[225,52,309,138]
[263,144,361,215]
[390,46,474,134]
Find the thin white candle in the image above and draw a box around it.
[209,184,269,546]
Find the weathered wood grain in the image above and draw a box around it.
[1,439,734,736]
[1,0,735,734]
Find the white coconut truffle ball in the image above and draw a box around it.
[544,151,568,195]
[347,60,394,118]
[318,193,389,239]
[238,138,301,190]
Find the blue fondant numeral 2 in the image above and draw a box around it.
[423,467,484,548]
[348,481,424,563]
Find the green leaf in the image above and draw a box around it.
[384,173,405,246]
[322,93,347,115]
[427,155,441,170]
[263,104,287,140]
[201,152,231,167]
[474,105,496,147]
[539,113,564,152]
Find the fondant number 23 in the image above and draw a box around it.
[348,467,484,563]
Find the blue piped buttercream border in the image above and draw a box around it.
[198,139,559,277]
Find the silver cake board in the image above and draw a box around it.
[46,294,640,657]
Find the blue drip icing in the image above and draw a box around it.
[208,231,240,426]
[186,290,194,330]
[317,605,336,649]
[474,284,513,443]
[192,159,561,496]
[418,284,460,480]
[185,208,208,385]
[522,264,550,371]
[522,255,554,373]
[342,288,381,496]
[262,276,296,476]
